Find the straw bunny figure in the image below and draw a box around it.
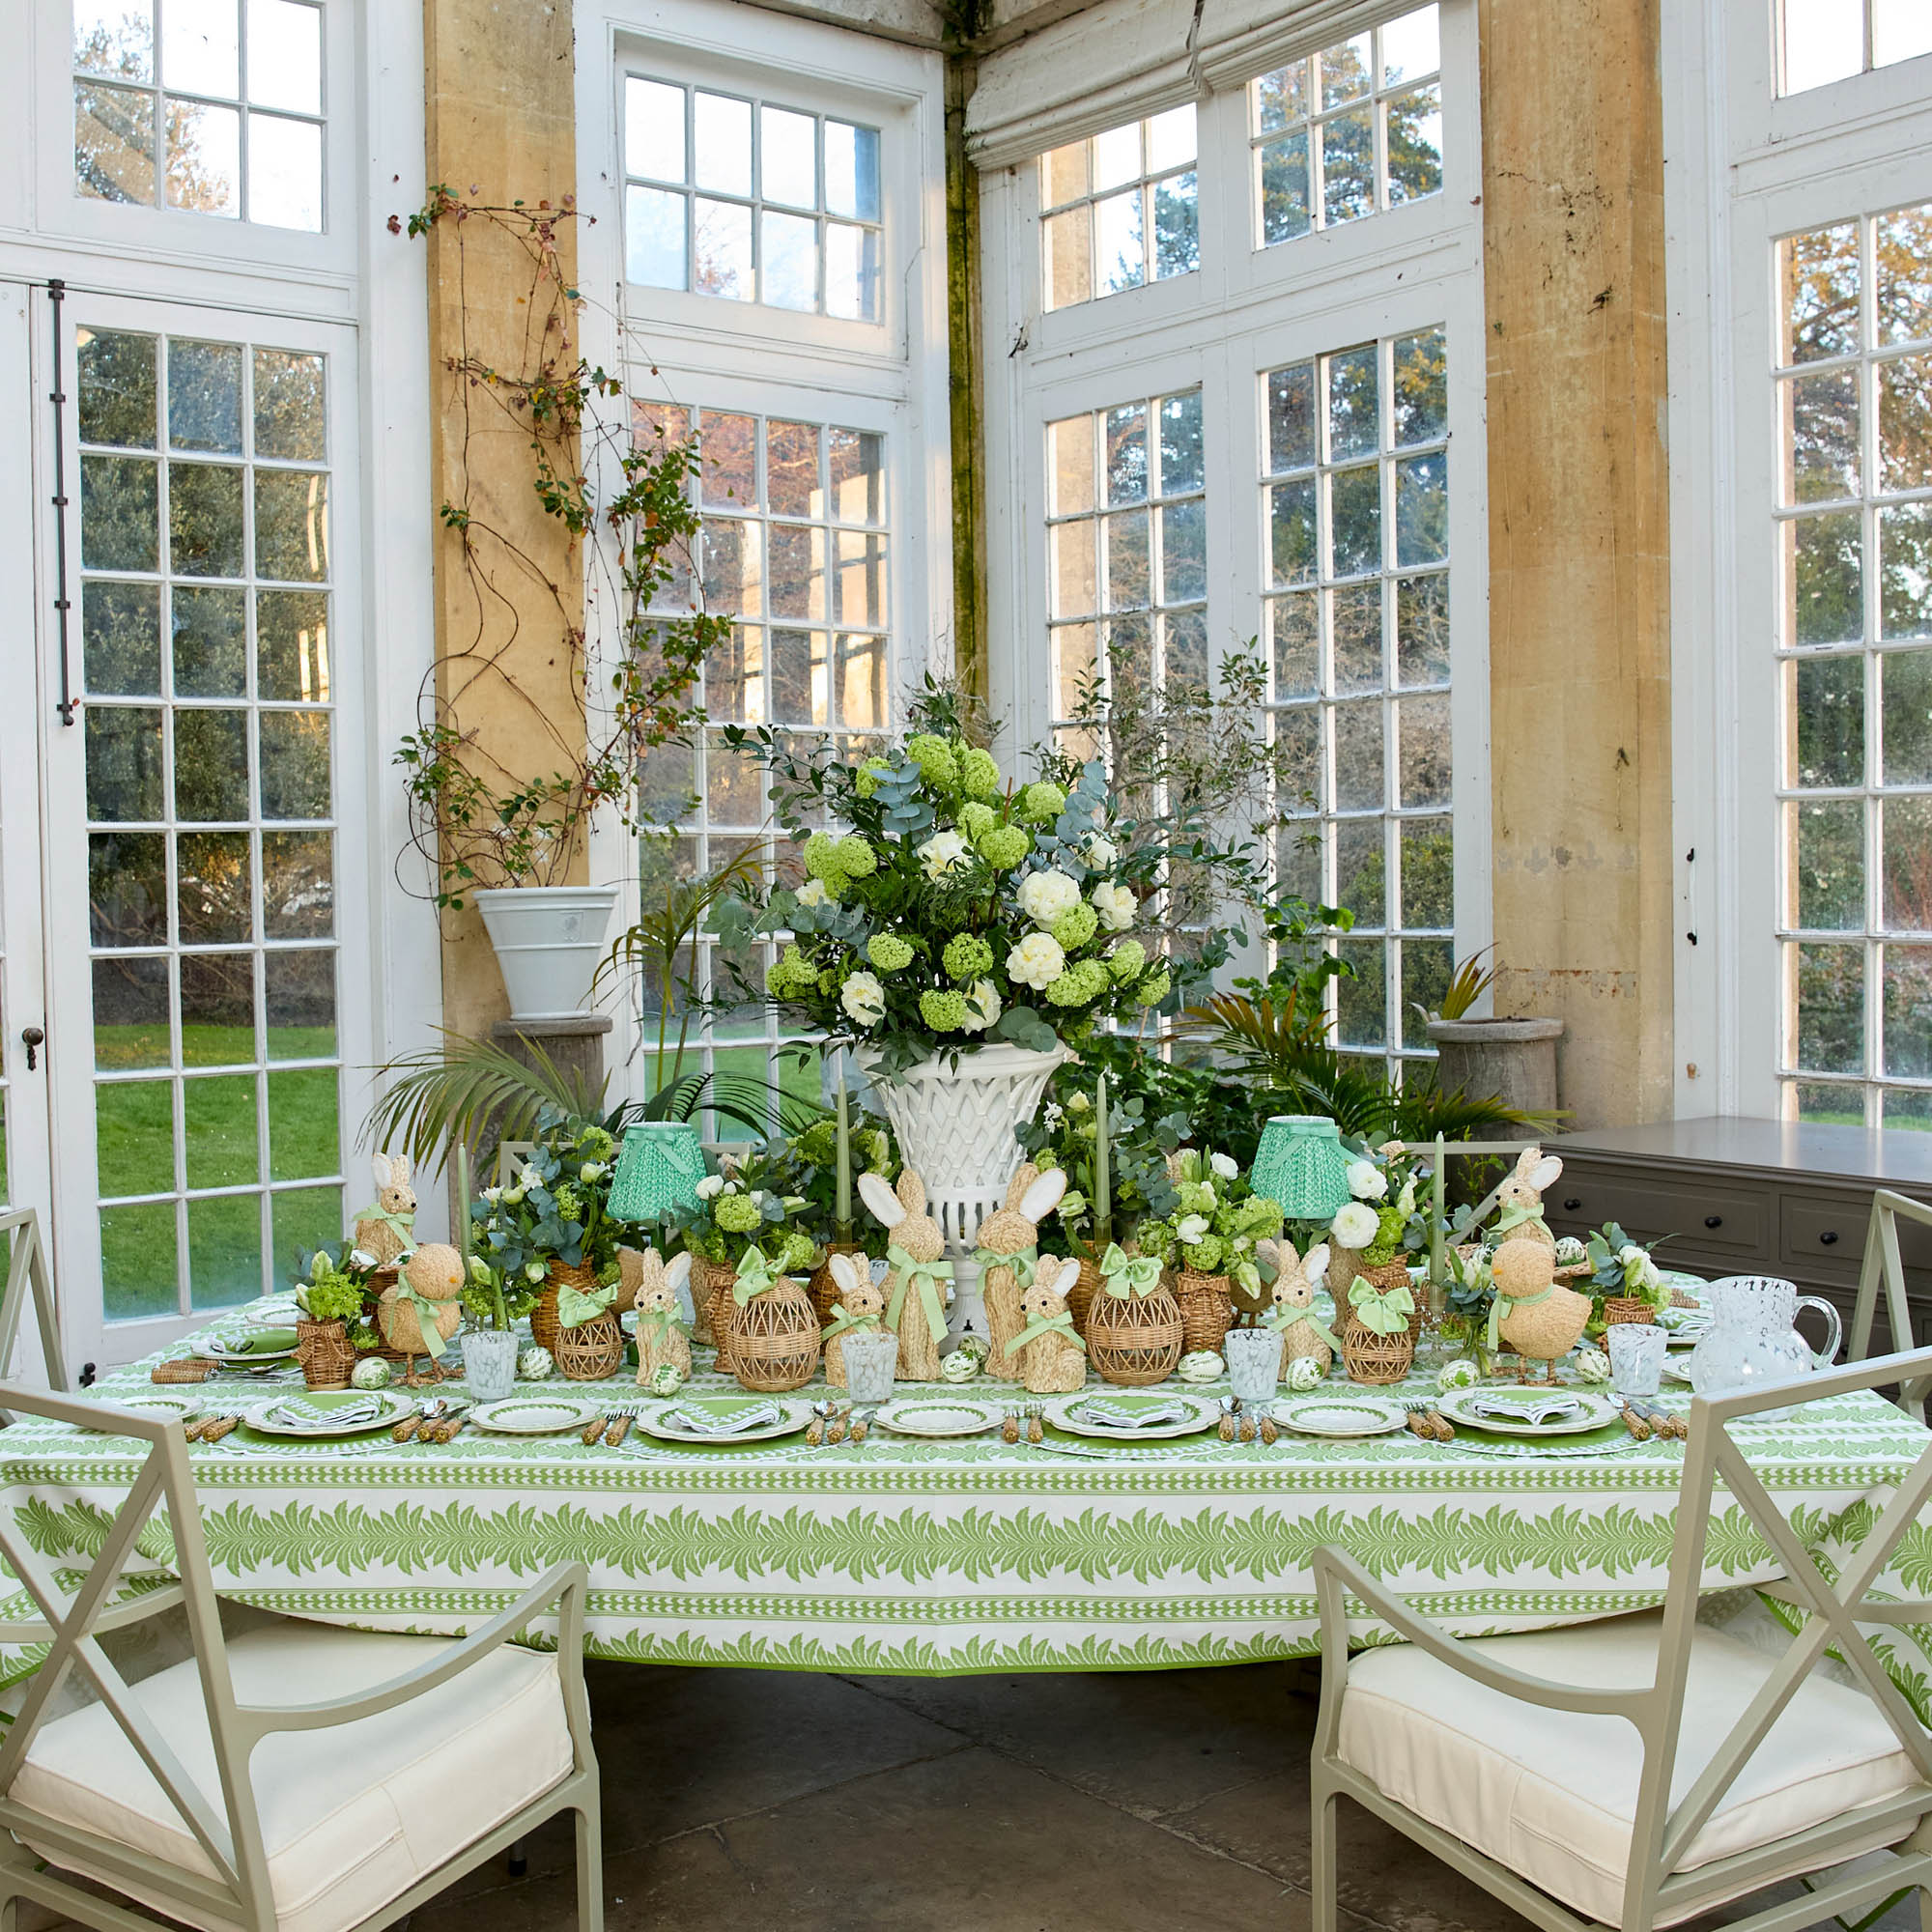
[859,1168,950,1381]
[973,1162,1067,1379]
[632,1249,695,1385]
[1259,1236,1337,1378]
[820,1252,891,1389]
[377,1241,465,1379]
[1491,1146,1564,1250]
[355,1152,417,1268]
[1014,1257,1087,1396]
[1492,1236,1591,1380]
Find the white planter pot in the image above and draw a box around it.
[473,886,618,1022]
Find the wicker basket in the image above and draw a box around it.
[554,1312,625,1380]
[1341,1313,1415,1385]
[1086,1285,1183,1386]
[1602,1295,1659,1327]
[727,1278,820,1393]
[151,1356,214,1384]
[1066,1257,1103,1337]
[808,1242,866,1326]
[530,1259,600,1355]
[689,1255,716,1344]
[1329,1250,1423,1338]
[296,1318,356,1390]
[1174,1270,1234,1354]
[709,1269,738,1375]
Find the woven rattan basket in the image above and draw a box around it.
[689,1256,715,1344]
[1173,1269,1234,1354]
[1329,1251,1424,1338]
[727,1278,820,1393]
[1066,1257,1103,1336]
[709,1269,739,1375]
[554,1312,625,1380]
[808,1242,866,1326]
[1086,1285,1183,1386]
[530,1260,600,1355]
[296,1318,356,1390]
[1341,1313,1415,1385]
[1602,1295,1658,1327]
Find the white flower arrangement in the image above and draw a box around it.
[961,979,1002,1032]
[1083,833,1118,867]
[1332,1201,1380,1248]
[841,970,888,1026]
[917,830,969,879]
[1346,1160,1388,1201]
[695,1174,724,1201]
[1092,882,1136,931]
[795,878,830,907]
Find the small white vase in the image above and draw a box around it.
[473,886,618,1021]
[464,1328,519,1400]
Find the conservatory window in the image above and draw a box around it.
[72,0,327,230]
[1038,106,1199,312]
[1778,0,1932,97]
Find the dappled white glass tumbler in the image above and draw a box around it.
[841,1332,899,1405]
[1606,1322,1666,1398]
[1225,1328,1282,1405]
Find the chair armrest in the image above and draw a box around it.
[1312,1544,1649,1719]
[233,1561,589,1742]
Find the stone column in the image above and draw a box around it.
[1478,0,1674,1129]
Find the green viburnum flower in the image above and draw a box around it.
[816,969,838,997]
[775,1229,817,1272]
[1043,957,1111,1007]
[1015,781,1067,825]
[836,834,877,878]
[977,824,1032,870]
[714,1192,762,1234]
[1234,1195,1284,1238]
[1363,1203,1407,1266]
[1182,1235,1229,1273]
[1135,1219,1176,1264]
[943,933,994,982]
[905,733,959,792]
[920,988,969,1031]
[958,801,997,841]
[803,831,841,881]
[960,747,1002,799]
[1176,1180,1217,1216]
[1051,902,1098,950]
[867,933,915,972]
[853,757,893,798]
[859,1125,893,1171]
[1136,969,1172,1007]
[1107,939,1147,982]
[553,1184,582,1221]
[767,943,816,999]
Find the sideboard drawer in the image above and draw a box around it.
[1542,1167,1772,1261]
[1777,1190,1932,1285]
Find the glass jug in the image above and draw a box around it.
[1687,1275,1842,1397]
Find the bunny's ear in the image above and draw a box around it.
[391,1154,412,1185]
[1529,1154,1563,1190]
[1048,1255,1082,1297]
[1004,1162,1039,1209]
[371,1151,393,1190]
[1303,1242,1331,1283]
[828,1252,863,1293]
[664,1251,692,1293]
[1513,1146,1544,1178]
[858,1171,905,1228]
[1019,1168,1067,1223]
[895,1169,926,1218]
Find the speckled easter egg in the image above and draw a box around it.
[350,1357,391,1391]
[956,1332,990,1363]
[647,1361,687,1396]
[1436,1357,1480,1393]
[1178,1350,1225,1384]
[1572,1347,1612,1385]
[940,1350,981,1383]
[518,1345,554,1381]
[1285,1354,1326,1393]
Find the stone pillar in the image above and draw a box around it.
[421,0,584,1045]
[1478,0,1673,1129]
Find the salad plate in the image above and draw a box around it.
[1270,1394,1408,1438]
[872,1398,1005,1438]
[469,1395,609,1435]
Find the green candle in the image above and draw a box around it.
[454,1142,470,1260]
[835,1065,852,1241]
[1431,1131,1446,1286]
[1093,1073,1112,1248]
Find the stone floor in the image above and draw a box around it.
[375,1660,1919,1932]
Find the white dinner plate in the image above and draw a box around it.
[872,1397,1005,1438]
[242,1389,416,1438]
[1435,1386,1623,1437]
[100,1390,201,1420]
[469,1395,610,1435]
[1270,1394,1408,1438]
[242,1298,304,1326]
[205,1342,300,1364]
[637,1396,815,1444]
[1041,1391,1221,1441]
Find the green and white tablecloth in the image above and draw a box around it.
[1,1306,1927,1697]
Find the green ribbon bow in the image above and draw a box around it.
[1491,1202,1549,1239]
[556,1281,618,1329]
[731,1247,783,1305]
[974,1246,1037,1289]
[885,1244,949,1346]
[821,1301,882,1343]
[1486,1280,1555,1350]
[1010,1308,1087,1354]
[1265,1301,1341,1355]
[634,1306,690,1346]
[1347,1274,1415,1338]
[1099,1242,1163,1298]
[353,1203,414,1247]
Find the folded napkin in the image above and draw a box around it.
[657,1402,784,1436]
[224,1328,298,1354]
[264,1394,385,1429]
[1072,1398,1194,1430]
[1467,1394,1581,1426]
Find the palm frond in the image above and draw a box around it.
[1171,989,1330,1079]
[1391,1075,1559,1143]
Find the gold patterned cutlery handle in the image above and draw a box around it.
[582,1414,613,1446]
[604,1413,635,1447]
[199,1415,242,1442]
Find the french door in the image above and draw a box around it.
[6,281,370,1370]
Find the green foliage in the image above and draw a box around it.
[1422,945,1499,1024]
[469,1113,621,1280]
[670,1146,819,1270]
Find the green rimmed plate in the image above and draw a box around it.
[873,1398,1005,1439]
[242,1388,417,1438]
[469,1395,609,1435]
[98,1391,201,1422]
[637,1396,815,1445]
[1042,1391,1221,1441]
[1270,1394,1408,1438]
[1436,1386,1622,1437]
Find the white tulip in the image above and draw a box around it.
[1209,1151,1237,1179]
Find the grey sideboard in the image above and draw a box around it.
[1543,1116,1932,1350]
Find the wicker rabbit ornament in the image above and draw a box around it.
[973,1163,1066,1379]
[859,1168,950,1381]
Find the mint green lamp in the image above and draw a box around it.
[1249,1115,1353,1222]
[608,1121,706,1225]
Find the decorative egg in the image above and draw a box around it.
[939,1350,980,1383]
[647,1361,687,1396]
[518,1345,554,1381]
[1436,1357,1480,1393]
[1178,1350,1224,1383]
[956,1331,990,1363]
[1553,1236,1589,1265]
[1285,1354,1327,1393]
[1573,1347,1612,1385]
[350,1357,391,1391]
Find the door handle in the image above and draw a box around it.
[19,1026,43,1071]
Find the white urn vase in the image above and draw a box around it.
[473,886,618,1022]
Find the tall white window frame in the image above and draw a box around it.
[1667,0,1932,1126]
[980,0,1489,1076]
[574,0,952,1124]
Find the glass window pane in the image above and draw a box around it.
[166,98,240,215]
[760,105,815,209]
[1044,206,1093,311]
[246,112,322,230]
[824,121,879,221]
[1385,86,1442,205]
[94,954,170,1067]
[1796,942,1865,1072]
[1331,582,1382,695]
[1053,620,1095,718]
[1782,222,1861,363]
[273,1182,342,1261]
[825,221,879,320]
[1785,364,1861,502]
[82,456,159,572]
[1330,463,1382,576]
[702,411,760,510]
[169,340,243,453]
[91,832,168,946]
[78,330,157,447]
[1790,652,1864,786]
[181,952,255,1063]
[97,1077,174,1197]
[1042,138,1088,207]
[268,1066,337,1178]
[1401,816,1453,928]
[177,829,252,941]
[1336,937,1387,1045]
[252,349,325,460]
[1883,796,1932,930]
[1398,692,1452,807]
[1152,171,1198,280]
[85,581,161,696]
[1271,590,1318,697]
[1881,647,1932,783]
[163,0,239,97]
[169,463,245,577]
[695,199,753,300]
[1878,351,1932,492]
[1094,188,1146,296]
[75,81,156,206]
[187,1191,263,1311]
[254,469,329,580]
[628,77,685,184]
[1049,414,1095,517]
[102,1201,177,1320]
[1392,329,1447,445]
[246,0,321,113]
[256,588,329,699]
[176,706,249,819]
[1321,108,1375,225]
[1395,450,1448,565]
[1051,520,1096,618]
[770,627,827,726]
[1105,510,1150,610]
[1792,797,1864,928]
[768,524,825,620]
[1327,347,1379,459]
[1260,130,1310,245]
[1158,391,1204,495]
[262,830,331,937]
[1333,703,1384,810]
[627,185,687,290]
[86,707,164,821]
[837,632,884,727]
[1382,7,1440,84]
[1267,362,1317,472]
[762,210,817,310]
[1093,123,1139,191]
[1161,499,1206,603]
[694,91,752,195]
[1876,204,1932,346]
[1882,948,1932,1077]
[1784,509,1863,645]
[1321,33,1373,107]
[266,948,334,1056]
[75,0,154,80]
[1874,0,1932,66]
[701,517,761,618]
[171,583,246,695]
[829,429,884,525]
[1880,503,1932,639]
[1147,105,1195,171]
[1105,404,1148,504]
[258,709,331,819]
[1782,0,1863,91]
[1396,573,1450,687]
[1270,478,1317,585]
[834,531,887,628]
[1254,61,1307,133]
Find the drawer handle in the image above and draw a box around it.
[1819,1231,1839,1246]
[1704,1215,1722,1229]
[1563,1198,1581,1212]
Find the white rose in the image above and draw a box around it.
[1347,1160,1389,1201]
[918,831,969,880]
[580,1162,607,1183]
[1332,1202,1380,1248]
[1007,931,1066,990]
[1209,1151,1237,1179]
[1092,882,1136,931]
[1618,1242,1645,1265]
[795,878,829,907]
[841,970,888,1026]
[1017,867,1082,927]
[1083,833,1118,868]
[695,1174,724,1201]
[1177,1213,1210,1244]
[961,979,1003,1033]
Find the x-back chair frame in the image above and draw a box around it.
[1312,1345,1932,1932]
[1850,1189,1932,1423]
[0,1208,69,1400]
[0,1382,603,1932]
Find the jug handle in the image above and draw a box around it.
[1796,1295,1842,1369]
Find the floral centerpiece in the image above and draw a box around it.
[1581,1221,1671,1332]
[783,1112,898,1260]
[1323,1142,1432,1276]
[1131,1149,1284,1347]
[1015,1082,1188,1260]
[294,1245,385,1348]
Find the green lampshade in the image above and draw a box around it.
[608,1122,706,1223]
[1250,1115,1353,1221]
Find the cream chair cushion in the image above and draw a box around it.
[14,1619,575,1932]
[1336,1610,1926,1928]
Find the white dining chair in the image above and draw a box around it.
[0,1381,603,1932]
[0,1208,70,1394]
[1311,1344,1932,1932]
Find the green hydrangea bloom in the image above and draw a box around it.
[977,824,1032,870]
[714,1192,761,1234]
[1234,1195,1284,1238]
[1175,1179,1217,1217]
[1107,939,1147,982]
[553,1184,582,1221]
[1362,1203,1407,1266]
[776,1230,817,1272]
[816,970,838,997]
[853,758,893,798]
[867,933,914,973]
[960,747,1002,800]
[766,943,815,999]
[1051,902,1098,950]
[803,831,840,881]
[958,801,997,842]
[1136,1219,1176,1264]
[943,933,994,982]
[920,988,968,1031]
[859,1126,893,1172]
[1182,1235,1229,1273]
[1015,781,1067,825]
[835,835,877,878]
[1043,958,1111,1007]
[1136,968,1172,1007]
[905,733,959,792]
